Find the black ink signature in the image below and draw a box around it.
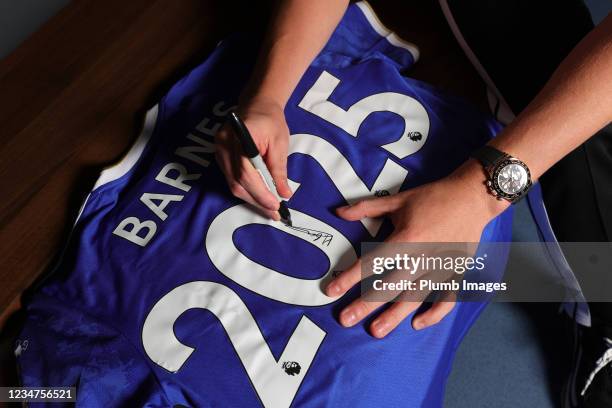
[287,225,334,246]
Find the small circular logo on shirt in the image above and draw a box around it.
[407,131,422,142]
[282,361,302,376]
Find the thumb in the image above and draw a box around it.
[336,195,401,221]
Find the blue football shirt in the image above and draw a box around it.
[17,3,514,407]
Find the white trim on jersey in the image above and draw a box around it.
[70,106,158,228]
[356,1,421,63]
[93,105,159,190]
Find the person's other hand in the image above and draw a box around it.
[215,96,293,220]
[325,160,509,338]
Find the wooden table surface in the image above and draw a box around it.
[0,0,486,387]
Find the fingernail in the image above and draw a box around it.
[327,282,341,296]
[413,319,426,330]
[371,320,390,337]
[340,308,357,327]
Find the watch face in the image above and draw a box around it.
[496,163,528,195]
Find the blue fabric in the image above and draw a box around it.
[17,3,513,407]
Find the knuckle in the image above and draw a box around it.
[215,126,230,141]
[229,183,243,197]
[237,171,251,186]
[355,300,373,317]
[390,193,405,205]
[339,272,358,290]
[275,133,289,147]
[271,169,287,180]
[353,200,368,214]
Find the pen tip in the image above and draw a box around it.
[278,201,292,226]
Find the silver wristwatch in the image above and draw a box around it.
[471,145,532,203]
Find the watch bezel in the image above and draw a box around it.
[489,158,532,202]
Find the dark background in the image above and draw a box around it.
[0,0,607,59]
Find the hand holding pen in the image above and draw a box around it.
[214,98,293,223]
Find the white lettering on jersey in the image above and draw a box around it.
[298,70,429,158]
[175,133,216,168]
[288,133,407,236]
[112,217,157,247]
[194,118,221,137]
[114,115,218,246]
[193,101,236,136]
[155,163,201,192]
[142,281,325,408]
[206,205,355,306]
[211,101,236,117]
[140,193,184,221]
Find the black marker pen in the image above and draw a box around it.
[228,111,293,226]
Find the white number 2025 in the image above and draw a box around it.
[142,70,429,407]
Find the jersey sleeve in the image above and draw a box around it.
[16,296,171,407]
